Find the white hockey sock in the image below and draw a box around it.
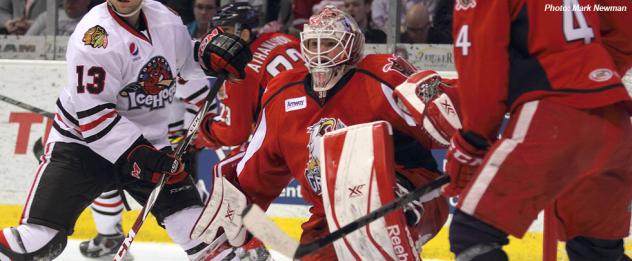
[1,224,58,253]
[90,190,124,235]
[164,206,205,251]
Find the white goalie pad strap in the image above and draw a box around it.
[319,121,420,261]
[190,152,248,247]
[423,93,462,146]
[622,67,632,96]
[393,81,426,123]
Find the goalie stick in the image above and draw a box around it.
[114,75,226,261]
[242,174,450,259]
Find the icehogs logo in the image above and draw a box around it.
[383,55,417,77]
[305,118,346,194]
[82,25,108,49]
[119,56,176,110]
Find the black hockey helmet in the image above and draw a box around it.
[210,2,260,30]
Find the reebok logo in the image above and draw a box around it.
[285,97,307,112]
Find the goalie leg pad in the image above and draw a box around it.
[190,151,248,247]
[319,121,420,260]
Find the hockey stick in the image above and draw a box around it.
[114,75,226,261]
[242,174,450,259]
[0,94,54,118]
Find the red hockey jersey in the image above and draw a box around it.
[453,0,631,139]
[235,54,436,229]
[209,32,305,146]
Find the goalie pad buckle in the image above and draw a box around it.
[319,121,420,260]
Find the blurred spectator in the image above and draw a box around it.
[26,0,91,36]
[371,0,437,32]
[293,0,320,24]
[429,0,453,43]
[188,0,218,39]
[400,3,451,44]
[344,0,385,43]
[160,0,193,24]
[313,0,343,14]
[400,3,430,43]
[0,0,47,34]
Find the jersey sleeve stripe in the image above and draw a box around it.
[56,99,79,126]
[168,120,184,128]
[79,111,118,132]
[84,115,122,143]
[52,121,82,141]
[77,103,117,119]
[184,85,209,102]
[236,110,268,175]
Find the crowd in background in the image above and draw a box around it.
[0,0,453,44]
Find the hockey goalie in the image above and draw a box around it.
[189,6,463,260]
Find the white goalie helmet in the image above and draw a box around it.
[300,6,365,93]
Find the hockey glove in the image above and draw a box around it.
[196,26,252,80]
[395,173,425,226]
[394,70,462,146]
[122,137,187,184]
[442,131,489,197]
[193,112,224,150]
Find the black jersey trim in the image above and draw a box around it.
[56,99,79,126]
[303,68,356,106]
[98,190,121,199]
[186,108,197,114]
[77,103,116,119]
[52,121,82,141]
[547,83,624,93]
[84,115,121,143]
[90,207,123,216]
[168,120,184,128]
[185,85,209,102]
[355,68,396,89]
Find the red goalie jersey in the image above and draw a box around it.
[200,32,305,147]
[453,0,631,140]
[235,54,445,256]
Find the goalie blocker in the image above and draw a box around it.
[320,121,448,260]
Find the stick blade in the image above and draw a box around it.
[242,204,300,258]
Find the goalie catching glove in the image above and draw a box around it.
[195,26,252,80]
[120,137,187,184]
[394,70,462,146]
[190,151,249,247]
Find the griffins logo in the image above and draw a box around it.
[305,118,346,194]
[119,56,176,110]
[383,55,417,77]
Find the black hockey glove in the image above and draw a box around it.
[395,172,425,226]
[195,26,252,79]
[121,137,187,184]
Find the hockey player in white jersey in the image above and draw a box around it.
[0,0,251,260]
